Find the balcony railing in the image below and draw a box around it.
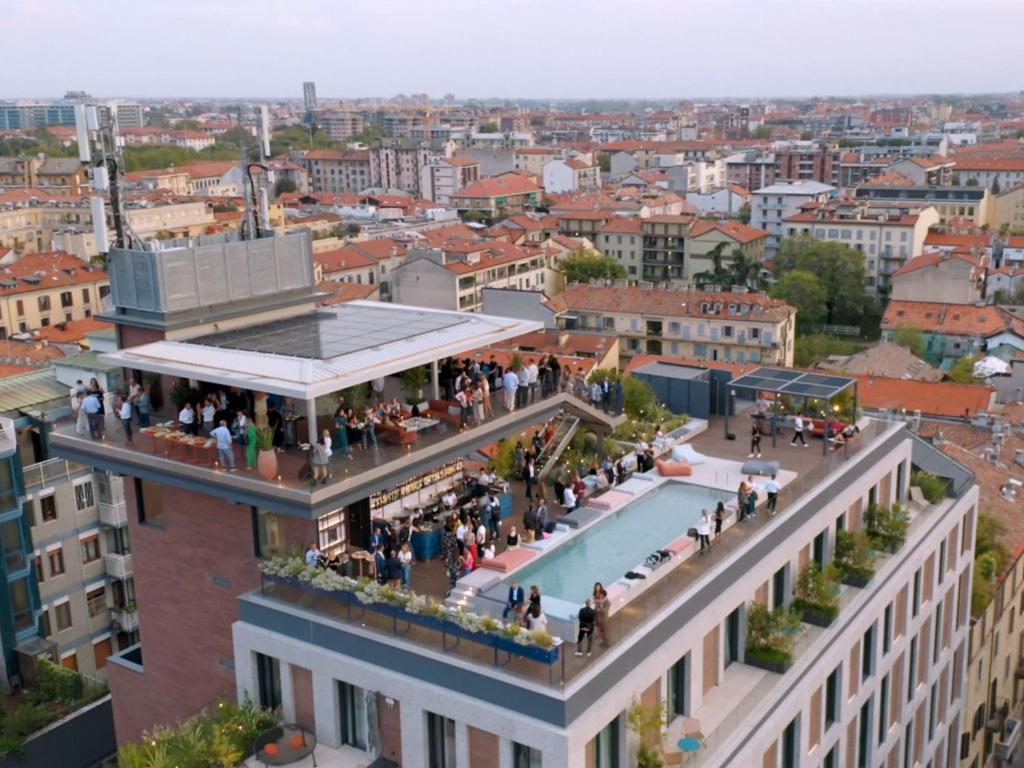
[0,417,14,459]
[98,500,128,528]
[105,552,133,581]
[21,457,88,490]
[111,605,139,633]
[995,718,1021,763]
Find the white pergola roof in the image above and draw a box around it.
[100,301,543,399]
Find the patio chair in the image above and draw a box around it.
[909,486,929,512]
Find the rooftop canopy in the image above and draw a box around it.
[99,301,542,400]
[728,367,857,401]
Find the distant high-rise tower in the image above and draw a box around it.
[303,81,317,113]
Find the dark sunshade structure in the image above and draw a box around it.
[727,367,859,454]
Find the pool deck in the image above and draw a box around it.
[459,406,820,639]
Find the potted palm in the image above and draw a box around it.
[792,563,841,627]
[627,699,668,768]
[254,426,277,480]
[400,366,429,404]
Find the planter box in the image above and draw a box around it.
[839,569,874,588]
[798,606,837,628]
[494,634,559,664]
[744,649,793,674]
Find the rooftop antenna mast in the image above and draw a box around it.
[240,106,274,240]
[238,110,254,240]
[75,104,132,257]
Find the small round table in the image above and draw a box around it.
[678,736,702,753]
[254,723,317,767]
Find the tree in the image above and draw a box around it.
[800,131,813,141]
[889,326,926,357]
[771,270,827,325]
[992,179,1002,194]
[477,124,500,133]
[561,249,626,283]
[793,334,861,368]
[753,125,773,139]
[273,178,298,197]
[948,354,980,384]
[774,236,873,326]
[965,177,978,187]
[597,154,611,173]
[728,250,762,288]
[738,201,751,224]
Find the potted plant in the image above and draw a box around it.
[254,426,277,480]
[792,563,840,627]
[400,366,429,404]
[627,699,668,768]
[744,602,801,673]
[868,502,909,553]
[833,529,877,588]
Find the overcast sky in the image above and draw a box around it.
[6,0,1023,101]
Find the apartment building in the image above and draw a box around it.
[391,241,553,312]
[450,173,543,217]
[542,158,601,194]
[881,301,1024,366]
[725,150,776,191]
[0,157,88,195]
[318,111,366,141]
[773,143,834,184]
[418,156,481,205]
[548,284,795,366]
[0,252,110,338]
[304,150,372,195]
[370,138,454,195]
[783,201,940,296]
[685,220,769,282]
[513,147,560,176]
[952,157,1024,192]
[752,181,835,259]
[854,184,994,228]
[0,368,136,683]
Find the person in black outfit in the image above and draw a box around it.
[749,422,762,458]
[575,598,596,656]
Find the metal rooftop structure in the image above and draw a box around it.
[728,367,857,401]
[99,301,543,400]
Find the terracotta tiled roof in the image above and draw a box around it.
[923,232,990,249]
[547,284,795,322]
[316,281,378,305]
[0,252,107,296]
[623,354,760,379]
[451,173,542,199]
[953,157,1024,172]
[882,300,1008,337]
[687,220,769,243]
[33,317,113,344]
[599,217,644,234]
[890,251,982,278]
[854,375,992,418]
[315,247,377,274]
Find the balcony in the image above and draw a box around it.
[20,457,90,491]
[988,701,1010,733]
[105,552,133,580]
[995,718,1022,763]
[98,500,128,528]
[111,604,139,633]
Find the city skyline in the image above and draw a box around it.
[6,0,1024,100]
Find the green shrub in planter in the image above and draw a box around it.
[793,563,841,626]
[834,529,877,587]
[745,603,801,672]
[867,502,909,553]
[911,470,947,504]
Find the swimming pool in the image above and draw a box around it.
[508,481,733,605]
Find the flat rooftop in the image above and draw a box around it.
[99,301,543,399]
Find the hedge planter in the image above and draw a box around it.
[793,600,838,628]
[839,569,874,589]
[744,649,793,674]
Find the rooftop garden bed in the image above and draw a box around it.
[792,563,841,627]
[744,603,802,673]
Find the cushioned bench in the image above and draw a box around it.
[587,489,634,511]
[478,547,536,573]
[741,459,780,477]
[379,423,418,446]
[426,399,461,426]
[664,535,694,555]
[556,506,604,529]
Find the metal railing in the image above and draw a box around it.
[22,457,89,490]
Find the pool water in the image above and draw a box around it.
[509,482,733,605]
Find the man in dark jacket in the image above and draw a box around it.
[503,581,525,619]
[575,598,596,656]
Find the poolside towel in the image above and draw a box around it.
[741,459,780,477]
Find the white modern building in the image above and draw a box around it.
[752,181,835,259]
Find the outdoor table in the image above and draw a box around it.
[402,416,441,432]
[678,737,701,753]
[253,723,317,767]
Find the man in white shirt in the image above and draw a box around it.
[517,365,530,409]
[371,377,385,404]
[791,415,807,447]
[455,519,468,543]
[442,490,458,510]
[563,485,577,510]
[502,369,519,412]
[119,396,134,445]
[526,359,539,404]
[764,474,780,515]
[211,420,236,470]
[82,393,103,439]
[179,403,196,435]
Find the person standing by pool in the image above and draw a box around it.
[506,525,520,549]
[749,422,762,458]
[714,501,725,541]
[696,509,712,551]
[528,585,542,614]
[575,598,596,657]
[503,581,525,619]
[764,473,780,515]
[593,583,610,647]
[399,543,413,590]
[746,476,759,519]
[737,477,751,522]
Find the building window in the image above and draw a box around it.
[54,600,72,632]
[93,637,112,670]
[912,569,921,617]
[668,652,691,716]
[256,509,286,558]
[15,300,24,316]
[0,519,24,572]
[34,554,43,583]
[513,743,542,768]
[879,674,890,745]
[37,296,51,312]
[39,607,51,638]
[60,291,73,308]
[80,535,101,564]
[825,666,840,727]
[857,698,871,768]
[907,636,918,703]
[782,717,798,768]
[86,586,106,617]
[10,577,33,630]
[48,547,65,576]
[74,481,95,511]
[255,652,282,710]
[40,495,57,522]
[337,681,366,749]
[883,603,893,655]
[593,716,620,768]
[862,625,875,681]
[426,712,456,768]
[81,288,90,304]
